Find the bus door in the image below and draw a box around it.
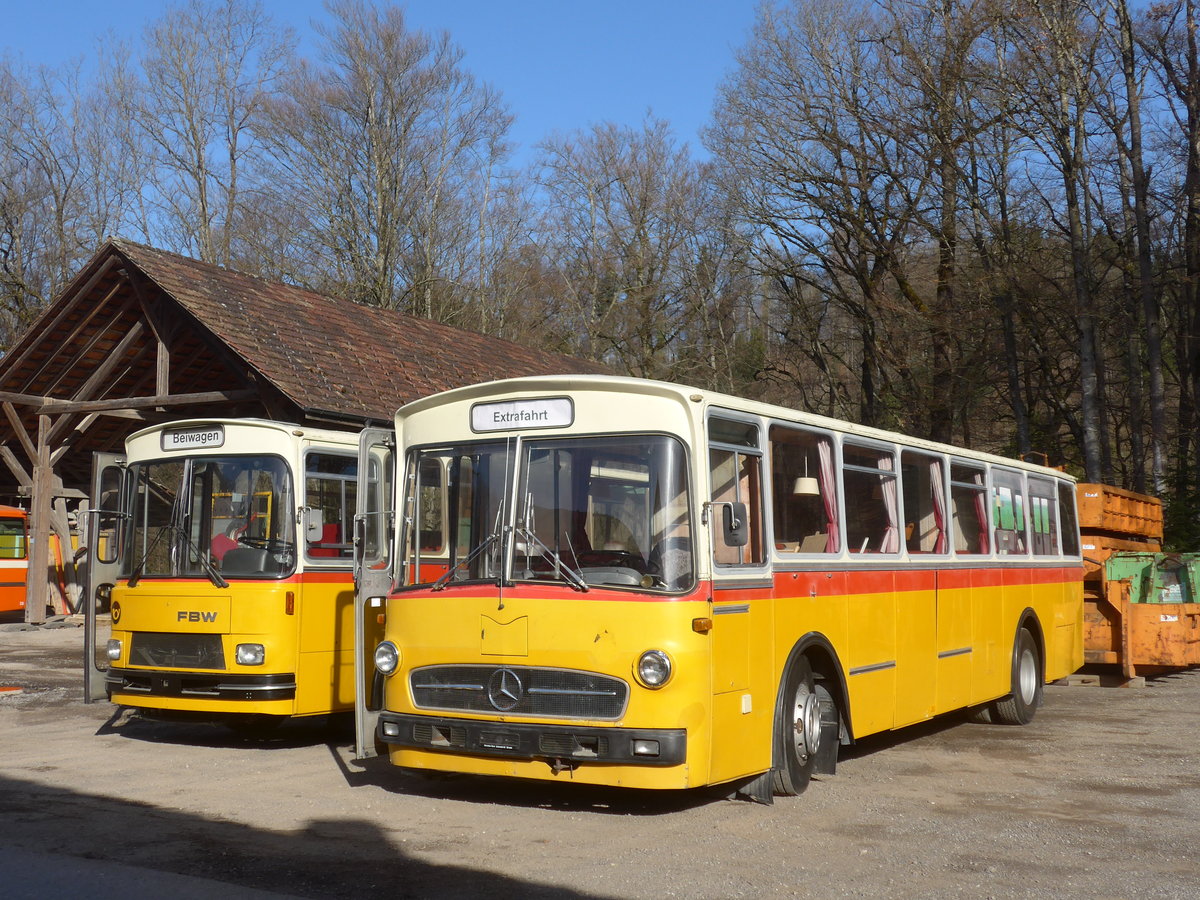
[84,451,125,702]
[706,416,771,780]
[353,426,394,760]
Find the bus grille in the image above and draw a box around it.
[410,665,628,720]
[129,633,226,670]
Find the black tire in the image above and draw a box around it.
[992,627,1042,725]
[772,656,821,796]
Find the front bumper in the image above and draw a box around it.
[105,667,297,701]
[377,712,686,766]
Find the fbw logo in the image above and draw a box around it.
[177,611,218,622]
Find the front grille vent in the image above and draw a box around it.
[129,632,225,670]
[410,665,628,720]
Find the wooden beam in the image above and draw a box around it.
[40,389,259,415]
[0,255,119,380]
[3,401,38,465]
[45,322,147,446]
[0,445,32,486]
[50,413,99,466]
[25,415,52,624]
[0,390,51,407]
[36,283,135,399]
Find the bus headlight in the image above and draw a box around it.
[106,639,122,661]
[635,649,672,688]
[236,643,265,666]
[374,641,400,676]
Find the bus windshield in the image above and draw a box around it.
[123,455,295,580]
[405,435,693,592]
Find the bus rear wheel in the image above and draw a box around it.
[772,656,822,796]
[992,627,1042,725]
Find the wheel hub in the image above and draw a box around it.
[801,692,822,758]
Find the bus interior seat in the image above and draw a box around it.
[309,523,341,558]
[222,547,270,574]
[798,533,827,553]
[210,533,238,561]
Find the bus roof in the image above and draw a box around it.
[394,374,1076,481]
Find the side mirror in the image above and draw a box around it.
[722,502,749,547]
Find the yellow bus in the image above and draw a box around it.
[357,376,1083,798]
[103,419,382,726]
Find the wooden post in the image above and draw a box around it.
[26,414,53,624]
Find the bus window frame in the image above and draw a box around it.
[840,438,902,557]
[767,421,842,558]
[991,466,1030,557]
[302,448,359,566]
[898,448,951,557]
[706,410,769,574]
[948,458,992,557]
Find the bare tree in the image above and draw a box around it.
[261,0,511,317]
[533,116,729,380]
[137,0,294,264]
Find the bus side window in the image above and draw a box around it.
[306,453,358,560]
[842,443,899,554]
[992,469,1028,556]
[769,425,839,554]
[950,462,989,554]
[901,450,947,554]
[1027,476,1059,556]
[1057,481,1081,557]
[708,417,764,567]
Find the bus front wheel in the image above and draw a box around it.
[992,628,1042,725]
[772,656,822,796]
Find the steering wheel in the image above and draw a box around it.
[576,549,646,572]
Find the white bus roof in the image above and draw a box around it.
[394,375,1075,481]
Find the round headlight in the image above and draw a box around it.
[636,649,672,688]
[374,641,399,676]
[106,639,122,661]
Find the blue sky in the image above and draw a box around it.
[2,0,759,165]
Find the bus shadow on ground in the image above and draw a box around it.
[337,752,735,817]
[0,773,608,900]
[96,706,358,751]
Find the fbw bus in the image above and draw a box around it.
[356,376,1083,797]
[101,419,383,725]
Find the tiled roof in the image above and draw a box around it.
[110,239,609,421]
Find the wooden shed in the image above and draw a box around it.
[0,239,607,621]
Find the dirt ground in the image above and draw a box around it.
[1,618,1198,900]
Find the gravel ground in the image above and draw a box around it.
[1,618,1197,899]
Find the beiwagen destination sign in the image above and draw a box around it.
[471,398,573,432]
[161,425,225,451]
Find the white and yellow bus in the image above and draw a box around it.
[103,419,384,725]
[358,376,1083,797]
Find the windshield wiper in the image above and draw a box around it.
[513,524,589,592]
[431,531,500,591]
[127,522,228,589]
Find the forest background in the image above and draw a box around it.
[3,0,1198,545]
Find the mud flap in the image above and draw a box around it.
[730,770,775,805]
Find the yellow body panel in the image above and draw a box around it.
[378,568,1082,790]
[109,575,360,717]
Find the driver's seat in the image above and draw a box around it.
[222,547,269,575]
